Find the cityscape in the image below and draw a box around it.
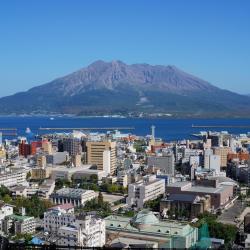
[0,126,250,249]
[1,0,250,249]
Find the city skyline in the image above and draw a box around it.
[0,0,249,97]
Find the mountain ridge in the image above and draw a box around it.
[0,60,250,117]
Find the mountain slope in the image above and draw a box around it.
[0,60,250,117]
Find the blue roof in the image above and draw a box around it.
[31,237,44,245]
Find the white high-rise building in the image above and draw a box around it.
[103,150,111,174]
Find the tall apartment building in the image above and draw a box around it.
[86,141,116,175]
[126,175,165,208]
[213,147,231,168]
[63,138,82,156]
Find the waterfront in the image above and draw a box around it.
[1,116,250,141]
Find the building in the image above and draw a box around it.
[50,188,97,207]
[37,179,55,199]
[86,141,116,175]
[72,154,82,167]
[11,186,28,198]
[166,180,234,210]
[46,152,69,165]
[160,194,211,219]
[0,201,14,231]
[147,153,175,176]
[105,210,198,249]
[51,165,107,181]
[3,214,36,234]
[57,214,105,247]
[31,167,51,180]
[44,204,105,247]
[44,203,75,233]
[63,138,82,156]
[19,141,31,157]
[0,168,27,187]
[204,154,221,173]
[228,152,250,162]
[126,175,165,208]
[213,147,231,168]
[36,155,47,168]
[42,140,53,154]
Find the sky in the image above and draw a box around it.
[0,0,249,97]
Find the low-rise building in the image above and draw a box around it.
[0,168,27,187]
[126,175,165,208]
[44,205,105,247]
[50,188,97,207]
[44,203,75,233]
[3,214,36,234]
[105,210,198,249]
[37,179,55,199]
[160,194,211,219]
[166,180,234,210]
[57,214,105,247]
[31,167,51,180]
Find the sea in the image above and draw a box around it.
[0,116,250,141]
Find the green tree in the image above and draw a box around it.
[3,194,12,204]
[98,192,103,206]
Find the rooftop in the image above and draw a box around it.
[9,214,34,222]
[53,188,95,198]
[49,203,74,211]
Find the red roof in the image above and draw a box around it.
[49,203,74,211]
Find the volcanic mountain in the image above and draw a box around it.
[0,60,250,117]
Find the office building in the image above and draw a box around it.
[147,153,175,176]
[213,147,231,168]
[126,175,165,208]
[87,141,116,175]
[63,138,82,156]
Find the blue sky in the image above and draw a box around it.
[0,0,249,97]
